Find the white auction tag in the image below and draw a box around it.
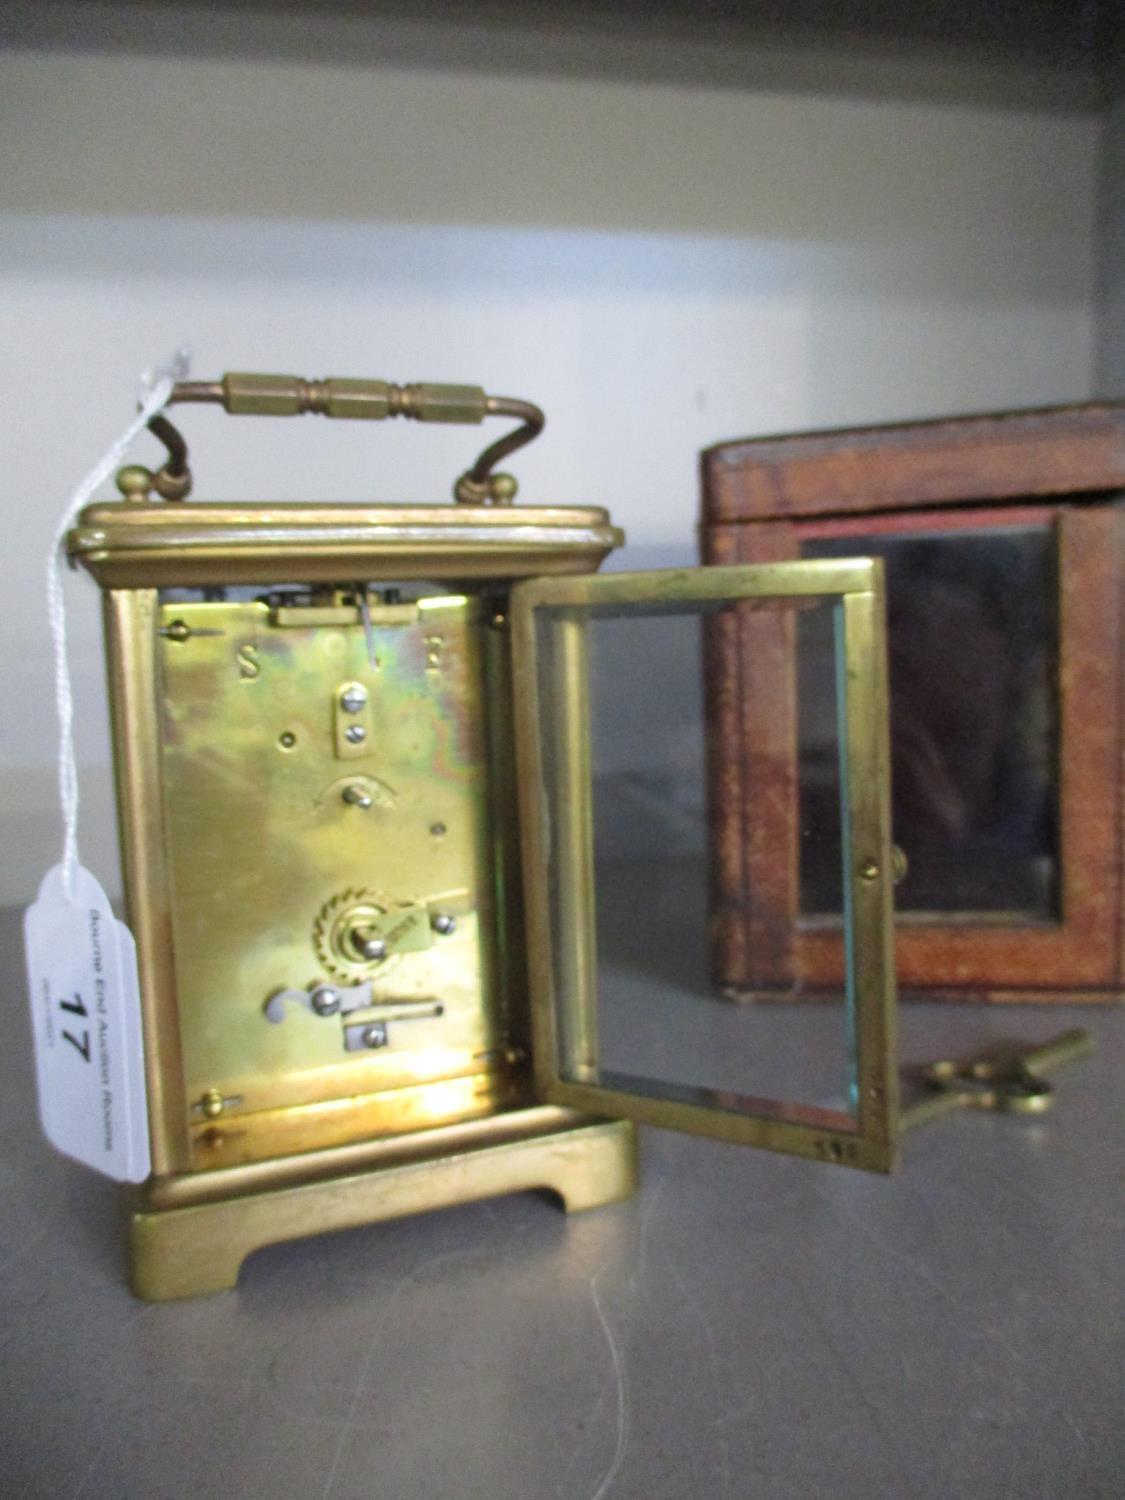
[24,864,151,1183]
[24,350,186,1183]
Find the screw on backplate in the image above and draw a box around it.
[195,1087,244,1120]
[345,724,367,745]
[361,1024,388,1050]
[431,913,456,936]
[310,985,341,1016]
[351,928,387,962]
[340,684,368,713]
[858,859,880,881]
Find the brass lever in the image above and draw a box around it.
[900,1027,1094,1131]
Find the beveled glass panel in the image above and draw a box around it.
[511,563,897,1172]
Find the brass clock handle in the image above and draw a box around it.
[162,372,545,506]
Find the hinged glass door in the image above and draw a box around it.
[510,561,899,1171]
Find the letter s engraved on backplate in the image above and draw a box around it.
[237,643,261,680]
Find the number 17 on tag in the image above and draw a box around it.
[24,864,150,1184]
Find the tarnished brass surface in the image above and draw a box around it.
[104,588,191,1174]
[167,373,545,505]
[129,1113,638,1300]
[147,1103,594,1208]
[69,502,622,587]
[545,615,598,1072]
[189,1070,521,1170]
[157,592,505,1166]
[157,373,545,505]
[510,560,898,1173]
[188,374,489,425]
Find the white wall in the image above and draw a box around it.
[0,44,1098,904]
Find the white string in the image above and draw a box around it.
[49,348,191,903]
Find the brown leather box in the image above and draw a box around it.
[701,403,1125,1002]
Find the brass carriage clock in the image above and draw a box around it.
[68,372,900,1300]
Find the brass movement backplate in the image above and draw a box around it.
[158,592,505,1170]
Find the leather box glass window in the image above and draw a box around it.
[701,403,1125,1003]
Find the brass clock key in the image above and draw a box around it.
[901,1028,1095,1130]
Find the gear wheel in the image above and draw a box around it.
[313,886,397,984]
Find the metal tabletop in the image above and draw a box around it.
[1,904,1121,1499]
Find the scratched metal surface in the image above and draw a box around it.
[1,901,1122,1499]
